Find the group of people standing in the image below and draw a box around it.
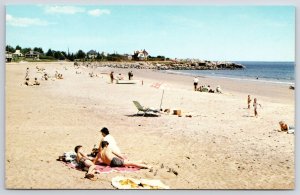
[110,71,134,83]
[74,127,151,180]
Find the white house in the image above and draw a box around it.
[13,49,23,57]
[134,49,149,60]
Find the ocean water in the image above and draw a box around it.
[165,61,295,85]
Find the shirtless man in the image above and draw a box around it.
[99,141,151,169]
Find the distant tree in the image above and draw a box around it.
[53,51,65,60]
[6,45,15,53]
[61,51,67,58]
[76,50,86,59]
[46,49,54,57]
[21,48,31,55]
[15,45,22,50]
[132,52,139,61]
[69,53,75,61]
[96,52,102,60]
[33,47,44,54]
[68,53,75,61]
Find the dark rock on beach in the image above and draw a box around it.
[75,60,245,71]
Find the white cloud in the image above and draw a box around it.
[6,14,48,27]
[87,9,110,16]
[45,5,85,14]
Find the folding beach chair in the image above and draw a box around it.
[133,101,160,116]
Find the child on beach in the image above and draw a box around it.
[247,95,252,109]
[74,145,96,180]
[279,121,295,134]
[253,98,261,117]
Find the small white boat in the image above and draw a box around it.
[116,80,139,84]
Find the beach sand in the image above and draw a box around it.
[5,62,294,189]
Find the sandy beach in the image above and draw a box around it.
[5,61,294,189]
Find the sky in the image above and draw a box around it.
[6,5,295,61]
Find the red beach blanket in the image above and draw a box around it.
[63,161,140,173]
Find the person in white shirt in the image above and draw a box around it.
[193,77,199,91]
[93,127,121,164]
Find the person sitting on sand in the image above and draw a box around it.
[33,78,40,85]
[74,145,96,180]
[279,121,295,133]
[99,141,151,169]
[117,73,124,80]
[202,85,209,92]
[93,127,121,164]
[216,85,222,93]
[42,73,49,81]
[24,78,33,86]
[58,73,63,79]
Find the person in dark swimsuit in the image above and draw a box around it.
[110,156,124,167]
[110,71,114,83]
[74,145,96,179]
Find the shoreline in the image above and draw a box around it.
[96,67,294,104]
[163,70,295,86]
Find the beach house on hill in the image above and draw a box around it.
[87,50,97,59]
[134,49,149,60]
[13,50,24,57]
[25,50,40,60]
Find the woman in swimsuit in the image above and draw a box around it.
[74,145,96,179]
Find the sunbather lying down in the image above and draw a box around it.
[99,141,151,169]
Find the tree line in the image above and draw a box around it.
[6,45,169,62]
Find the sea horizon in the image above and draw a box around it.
[164,61,295,85]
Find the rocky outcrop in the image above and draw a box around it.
[75,60,245,70]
